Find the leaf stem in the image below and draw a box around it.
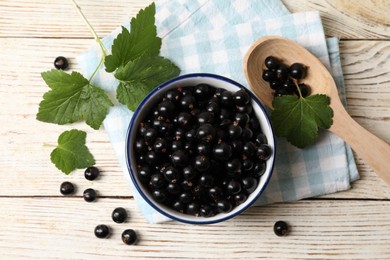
[43,143,56,148]
[292,78,303,98]
[70,0,108,57]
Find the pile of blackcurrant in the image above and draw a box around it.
[134,84,272,217]
[262,56,310,98]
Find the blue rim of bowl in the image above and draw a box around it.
[125,73,276,224]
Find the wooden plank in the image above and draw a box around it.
[282,0,390,39]
[0,37,389,198]
[0,0,388,39]
[0,0,152,38]
[0,197,389,258]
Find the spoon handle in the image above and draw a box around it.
[331,101,390,185]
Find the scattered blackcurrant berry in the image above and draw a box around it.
[84,166,100,181]
[60,181,75,195]
[94,224,110,239]
[121,229,137,245]
[112,207,128,223]
[273,220,289,236]
[83,188,97,202]
[54,56,69,70]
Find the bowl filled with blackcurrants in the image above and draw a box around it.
[126,73,275,224]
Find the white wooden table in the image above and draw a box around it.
[1,0,389,258]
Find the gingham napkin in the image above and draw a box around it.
[77,0,359,223]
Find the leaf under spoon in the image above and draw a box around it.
[243,36,390,186]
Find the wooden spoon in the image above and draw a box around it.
[243,36,390,186]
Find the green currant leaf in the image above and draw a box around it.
[115,55,180,111]
[50,129,95,174]
[37,70,113,130]
[104,2,161,72]
[271,94,333,148]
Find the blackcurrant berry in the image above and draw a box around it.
[84,166,100,181]
[149,173,167,189]
[200,204,214,217]
[217,199,233,213]
[196,123,216,143]
[54,56,69,70]
[241,176,258,193]
[186,201,200,216]
[122,229,137,245]
[194,83,212,100]
[264,56,280,70]
[171,150,189,168]
[152,189,167,203]
[60,181,75,195]
[83,188,96,202]
[275,63,289,80]
[262,69,277,82]
[226,179,242,195]
[194,155,211,172]
[158,100,175,118]
[289,63,307,79]
[94,224,110,239]
[274,220,289,236]
[256,144,272,161]
[233,89,250,106]
[213,142,232,160]
[112,207,127,223]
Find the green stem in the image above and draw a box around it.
[88,55,104,82]
[70,0,108,57]
[292,78,303,98]
[43,143,56,148]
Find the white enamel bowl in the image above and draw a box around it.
[126,73,275,224]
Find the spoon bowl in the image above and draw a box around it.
[244,36,390,186]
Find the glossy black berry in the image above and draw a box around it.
[149,173,167,189]
[158,100,175,118]
[171,150,189,168]
[242,176,258,193]
[262,69,277,82]
[226,179,242,195]
[295,83,310,97]
[196,123,216,143]
[264,56,280,70]
[200,204,214,217]
[194,83,212,100]
[84,166,100,181]
[233,89,250,106]
[94,224,110,239]
[112,207,127,223]
[256,144,272,161]
[217,199,233,213]
[274,220,289,236]
[213,142,232,161]
[289,63,307,79]
[83,188,97,202]
[54,56,69,70]
[275,63,289,80]
[194,155,211,172]
[186,201,200,216]
[60,181,75,195]
[122,229,137,245]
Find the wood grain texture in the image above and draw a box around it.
[1,0,390,259]
[1,198,389,259]
[282,0,390,39]
[0,0,388,39]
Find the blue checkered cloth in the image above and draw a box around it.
[77,0,359,223]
